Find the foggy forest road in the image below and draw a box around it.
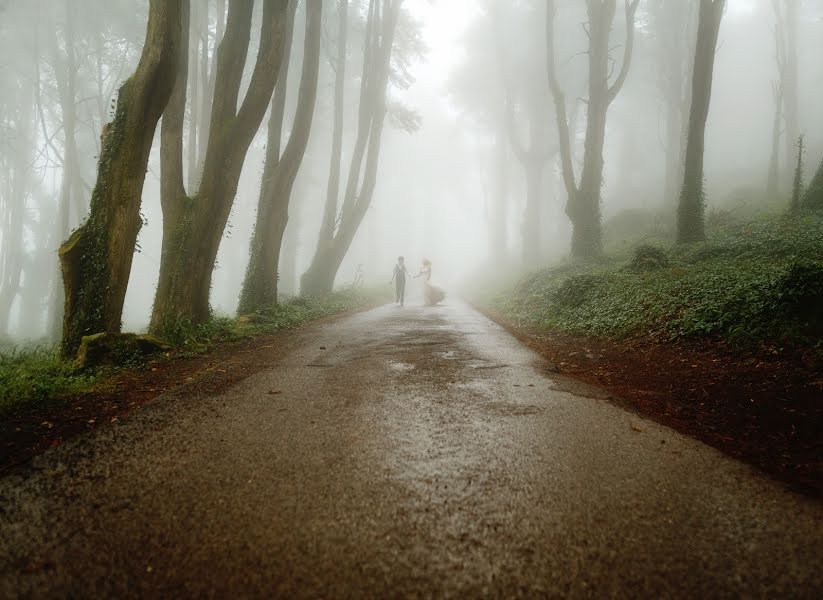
[1,302,822,598]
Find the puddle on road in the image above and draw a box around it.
[388,361,416,372]
[453,380,493,393]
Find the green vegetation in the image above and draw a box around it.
[162,287,387,351]
[0,287,386,416]
[0,347,101,415]
[494,215,823,349]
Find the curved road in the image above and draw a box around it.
[1,302,822,598]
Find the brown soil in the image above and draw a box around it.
[483,308,823,498]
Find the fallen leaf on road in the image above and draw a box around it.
[267,390,282,395]
[631,424,645,433]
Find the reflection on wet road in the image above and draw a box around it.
[1,302,822,597]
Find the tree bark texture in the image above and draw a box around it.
[58,0,183,357]
[150,0,289,335]
[238,0,322,314]
[316,0,349,253]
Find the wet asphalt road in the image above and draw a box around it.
[1,301,822,598]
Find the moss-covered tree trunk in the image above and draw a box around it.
[547,0,640,259]
[677,0,725,244]
[301,0,401,297]
[58,0,182,357]
[238,0,321,313]
[803,157,823,211]
[150,0,289,335]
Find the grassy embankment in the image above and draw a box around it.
[493,214,823,352]
[0,287,387,415]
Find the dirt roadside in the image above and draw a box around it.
[479,307,823,498]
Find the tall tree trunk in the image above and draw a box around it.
[547,0,640,259]
[194,0,224,185]
[803,156,823,211]
[0,67,35,335]
[150,0,289,335]
[186,0,201,191]
[522,158,543,265]
[649,0,697,207]
[301,0,401,296]
[266,0,298,162]
[279,209,299,297]
[489,119,509,264]
[0,159,25,336]
[503,82,549,266]
[767,81,782,197]
[677,0,725,244]
[45,2,79,341]
[314,0,349,261]
[58,0,183,357]
[781,0,798,194]
[238,0,321,313]
[789,135,804,214]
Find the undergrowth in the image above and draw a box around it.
[0,287,385,416]
[494,214,823,349]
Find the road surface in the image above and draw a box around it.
[1,302,822,598]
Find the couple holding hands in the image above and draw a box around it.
[390,256,445,307]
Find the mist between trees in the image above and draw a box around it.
[0,0,821,354]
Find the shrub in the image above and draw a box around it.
[493,214,823,350]
[626,244,670,272]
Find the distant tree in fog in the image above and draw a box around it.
[301,0,415,296]
[446,1,514,267]
[547,0,641,258]
[767,0,799,198]
[494,2,554,267]
[677,0,726,244]
[647,0,698,207]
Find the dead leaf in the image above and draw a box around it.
[267,390,282,395]
[631,424,644,433]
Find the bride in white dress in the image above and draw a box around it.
[415,259,445,306]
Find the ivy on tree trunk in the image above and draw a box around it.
[58,0,182,357]
[150,0,289,336]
